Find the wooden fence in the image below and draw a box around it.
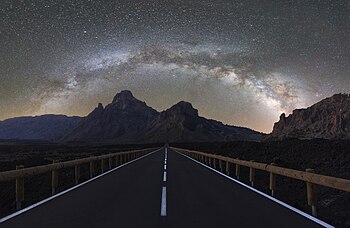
[0,147,157,210]
[174,147,350,217]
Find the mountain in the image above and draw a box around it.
[270,93,350,140]
[0,115,81,141]
[62,90,159,143]
[63,90,263,143]
[141,101,262,143]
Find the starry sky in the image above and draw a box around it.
[0,0,349,133]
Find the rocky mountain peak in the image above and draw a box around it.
[112,90,136,103]
[167,101,199,116]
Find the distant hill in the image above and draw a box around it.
[62,90,263,143]
[270,94,350,140]
[0,115,81,141]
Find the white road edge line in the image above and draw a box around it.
[160,186,167,216]
[0,148,162,224]
[164,164,167,170]
[174,148,333,228]
[163,171,167,182]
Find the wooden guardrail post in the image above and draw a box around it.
[236,161,241,180]
[109,156,113,170]
[219,160,223,172]
[75,161,80,185]
[90,157,95,178]
[213,158,217,169]
[306,168,317,217]
[249,160,255,187]
[101,159,105,173]
[269,163,276,196]
[226,161,230,175]
[115,155,119,167]
[51,160,59,195]
[15,165,24,210]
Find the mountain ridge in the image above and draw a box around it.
[62,90,263,143]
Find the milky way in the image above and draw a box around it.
[0,0,349,132]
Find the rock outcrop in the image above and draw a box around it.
[270,94,350,139]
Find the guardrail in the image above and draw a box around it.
[0,147,158,210]
[173,147,350,217]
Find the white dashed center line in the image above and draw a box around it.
[160,147,168,217]
[160,186,167,216]
[163,171,167,182]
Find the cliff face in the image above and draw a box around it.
[271,94,350,139]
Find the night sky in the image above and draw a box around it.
[0,0,349,133]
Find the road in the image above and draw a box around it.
[0,147,330,228]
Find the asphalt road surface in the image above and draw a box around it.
[0,147,330,228]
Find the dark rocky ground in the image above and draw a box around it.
[172,139,350,228]
[0,139,349,227]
